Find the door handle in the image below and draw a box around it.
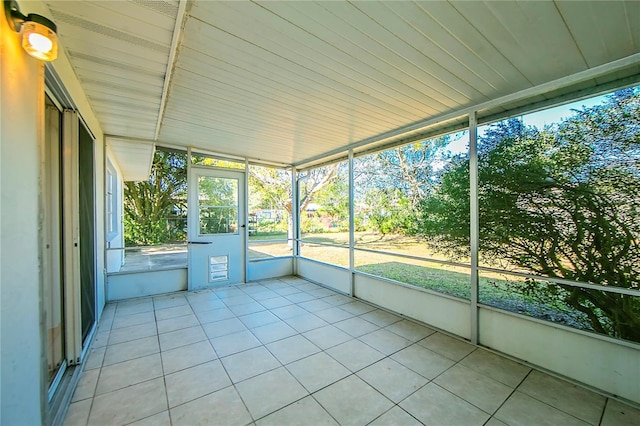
[188,241,212,244]
[241,224,246,228]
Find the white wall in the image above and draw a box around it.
[1,2,109,421]
[0,3,46,422]
[248,258,293,282]
[297,258,351,294]
[105,150,125,274]
[354,274,471,339]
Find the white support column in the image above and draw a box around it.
[348,150,355,297]
[244,158,249,283]
[469,112,479,345]
[291,168,299,275]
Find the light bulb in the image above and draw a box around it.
[28,32,53,53]
[21,20,58,61]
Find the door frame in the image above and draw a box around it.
[187,163,247,289]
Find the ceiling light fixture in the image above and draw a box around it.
[4,0,58,61]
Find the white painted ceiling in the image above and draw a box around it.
[46,0,640,169]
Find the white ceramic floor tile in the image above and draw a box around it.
[108,321,157,345]
[250,320,297,344]
[418,332,476,361]
[314,375,394,425]
[159,325,207,351]
[156,313,200,334]
[165,360,231,408]
[96,353,163,395]
[256,396,338,425]
[359,329,412,356]
[601,399,640,426]
[286,352,350,392]
[228,301,267,316]
[202,317,247,339]
[196,307,236,324]
[314,307,354,323]
[339,301,376,315]
[517,370,606,424]
[259,297,294,310]
[170,385,252,426]
[87,377,167,425]
[303,325,352,350]
[235,367,308,419]
[210,330,262,357]
[265,335,321,365]
[221,346,281,383]
[459,349,531,387]
[369,406,422,426]
[188,298,226,313]
[153,294,188,310]
[154,304,192,321]
[63,399,92,426]
[71,368,99,402]
[494,391,589,426]
[391,344,455,379]
[360,309,402,327]
[385,319,436,342]
[161,340,217,375]
[326,339,385,372]
[297,299,333,313]
[116,300,154,316]
[400,382,490,426]
[271,304,309,320]
[434,363,514,414]
[334,316,379,337]
[222,294,255,307]
[357,358,429,403]
[84,346,105,370]
[111,311,155,330]
[103,335,159,366]
[238,311,281,329]
[284,313,329,333]
[128,410,171,426]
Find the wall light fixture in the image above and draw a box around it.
[4,0,58,61]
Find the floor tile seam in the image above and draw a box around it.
[106,331,159,347]
[161,355,219,377]
[93,367,165,399]
[323,343,386,374]
[152,302,191,312]
[511,385,601,425]
[429,368,509,418]
[353,331,413,357]
[280,355,352,394]
[165,382,236,413]
[310,372,397,420]
[109,319,157,331]
[597,398,609,426]
[364,403,424,426]
[91,373,167,404]
[102,346,162,369]
[230,378,287,424]
[159,332,209,352]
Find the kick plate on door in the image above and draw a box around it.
[209,255,229,282]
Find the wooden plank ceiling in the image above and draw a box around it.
[46,0,640,168]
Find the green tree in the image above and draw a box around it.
[417,90,640,342]
[124,149,187,245]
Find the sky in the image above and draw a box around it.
[442,93,610,156]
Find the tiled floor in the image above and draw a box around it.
[64,276,640,426]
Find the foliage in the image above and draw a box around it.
[124,150,187,245]
[416,89,640,342]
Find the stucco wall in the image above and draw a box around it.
[0,2,46,422]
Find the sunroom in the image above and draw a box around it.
[1,1,639,425]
